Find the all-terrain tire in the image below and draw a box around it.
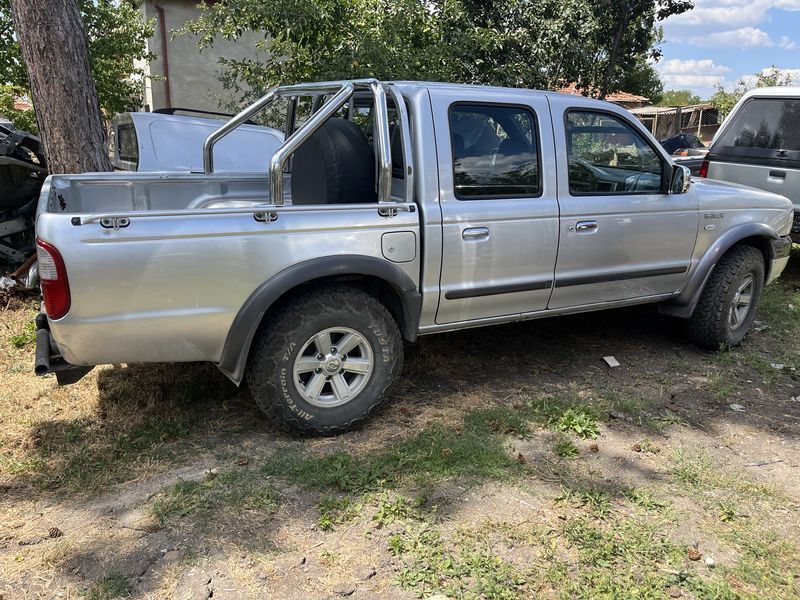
[245,285,404,434]
[686,245,765,350]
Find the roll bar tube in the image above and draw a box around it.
[202,79,395,206]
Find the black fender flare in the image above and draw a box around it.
[217,255,421,384]
[660,223,779,319]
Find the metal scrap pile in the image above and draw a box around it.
[0,123,47,288]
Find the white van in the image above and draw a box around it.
[701,87,800,242]
[110,109,284,173]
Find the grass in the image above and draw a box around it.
[8,319,36,348]
[671,449,713,487]
[151,469,278,526]
[556,485,613,517]
[390,522,528,599]
[553,436,579,458]
[317,494,363,531]
[81,573,130,600]
[262,407,530,494]
[0,359,255,496]
[622,487,667,512]
[2,260,800,598]
[551,408,600,439]
[720,523,800,598]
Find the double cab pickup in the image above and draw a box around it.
[34,80,794,433]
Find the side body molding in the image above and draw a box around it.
[660,223,779,319]
[217,255,422,384]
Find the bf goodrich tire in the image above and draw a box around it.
[687,245,764,350]
[245,285,404,434]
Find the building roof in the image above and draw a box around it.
[13,99,32,111]
[558,82,648,104]
[630,103,715,115]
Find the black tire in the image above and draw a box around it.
[246,285,403,434]
[686,245,765,350]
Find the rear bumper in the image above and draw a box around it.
[34,312,93,384]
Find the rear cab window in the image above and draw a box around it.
[713,97,800,163]
[449,104,540,199]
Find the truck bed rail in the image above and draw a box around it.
[74,202,417,227]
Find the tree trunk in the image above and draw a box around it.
[11,0,112,173]
[600,11,630,99]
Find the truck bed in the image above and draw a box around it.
[36,172,420,375]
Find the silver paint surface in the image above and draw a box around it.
[38,81,794,376]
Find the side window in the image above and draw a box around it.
[566,111,663,194]
[450,104,540,199]
[715,98,800,151]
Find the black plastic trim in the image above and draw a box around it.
[770,236,793,259]
[445,279,552,300]
[555,266,688,288]
[217,255,422,384]
[706,151,800,171]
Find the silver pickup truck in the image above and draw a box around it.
[34,79,794,434]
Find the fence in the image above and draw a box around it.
[630,104,720,143]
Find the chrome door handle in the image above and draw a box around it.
[575,220,597,232]
[462,227,490,240]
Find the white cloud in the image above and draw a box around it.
[739,67,800,87]
[658,58,731,76]
[779,35,799,49]
[656,59,731,94]
[667,0,772,27]
[689,26,773,47]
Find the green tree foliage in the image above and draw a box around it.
[179,0,689,107]
[620,59,664,104]
[658,89,702,106]
[710,66,795,117]
[0,0,154,132]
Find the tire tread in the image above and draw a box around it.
[687,245,764,350]
[245,285,403,434]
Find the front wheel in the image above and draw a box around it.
[686,245,765,350]
[246,285,404,434]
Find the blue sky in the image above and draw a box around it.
[658,0,800,98]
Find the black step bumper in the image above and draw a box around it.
[34,312,93,384]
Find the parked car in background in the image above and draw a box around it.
[35,80,794,433]
[660,133,708,175]
[110,108,284,172]
[700,87,800,242]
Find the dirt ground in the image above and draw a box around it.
[1,249,799,599]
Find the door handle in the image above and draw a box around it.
[462,227,490,240]
[575,220,598,232]
[769,170,786,179]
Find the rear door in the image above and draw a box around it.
[707,96,800,209]
[548,99,698,309]
[430,88,559,324]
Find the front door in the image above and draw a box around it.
[548,100,699,310]
[430,88,560,324]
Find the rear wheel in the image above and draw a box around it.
[686,245,764,350]
[246,285,404,434]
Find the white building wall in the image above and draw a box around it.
[140,0,266,112]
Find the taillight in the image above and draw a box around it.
[698,160,709,178]
[36,239,71,319]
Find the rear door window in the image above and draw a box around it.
[449,104,540,199]
[716,98,800,151]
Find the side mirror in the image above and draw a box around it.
[670,164,691,194]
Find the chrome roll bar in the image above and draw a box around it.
[202,78,395,206]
